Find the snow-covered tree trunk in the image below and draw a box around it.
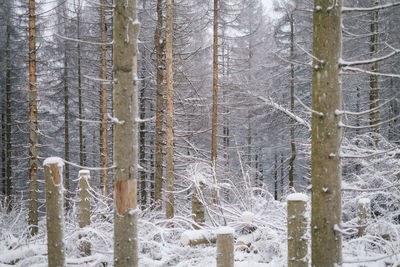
[28,0,39,236]
[165,0,174,220]
[44,157,66,267]
[311,0,343,266]
[113,0,139,265]
[78,170,91,256]
[287,193,308,267]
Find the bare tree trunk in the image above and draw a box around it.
[154,0,164,210]
[139,53,146,210]
[63,50,70,211]
[211,0,218,204]
[5,20,12,211]
[100,0,109,196]
[76,2,85,167]
[311,1,343,266]
[28,0,39,236]
[44,158,66,267]
[288,13,296,189]
[113,0,139,265]
[165,0,174,220]
[370,1,379,146]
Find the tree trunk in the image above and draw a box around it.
[211,0,218,204]
[311,1,343,266]
[5,20,12,211]
[370,1,379,146]
[165,0,174,220]
[63,49,70,211]
[77,3,85,167]
[154,0,164,210]
[100,0,109,196]
[288,13,296,189]
[113,0,139,265]
[140,50,146,210]
[28,0,39,236]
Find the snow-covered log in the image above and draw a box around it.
[180,230,217,246]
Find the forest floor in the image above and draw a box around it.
[0,182,399,266]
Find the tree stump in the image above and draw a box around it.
[287,193,308,267]
[216,227,234,267]
[78,170,91,256]
[44,157,66,267]
[357,198,371,237]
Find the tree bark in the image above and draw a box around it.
[154,0,164,210]
[100,0,109,196]
[311,1,343,266]
[216,228,234,267]
[165,0,175,220]
[113,0,139,265]
[28,0,39,236]
[211,0,219,204]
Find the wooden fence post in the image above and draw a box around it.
[216,227,234,267]
[78,170,91,256]
[287,193,308,267]
[357,198,371,237]
[44,157,66,267]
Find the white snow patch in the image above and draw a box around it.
[43,157,64,168]
[180,230,216,246]
[287,193,308,202]
[216,227,234,235]
[358,198,370,205]
[79,170,90,176]
[240,212,255,224]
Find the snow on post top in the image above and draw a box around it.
[287,193,308,202]
[43,157,65,168]
[79,170,90,176]
[216,227,234,235]
[358,198,370,205]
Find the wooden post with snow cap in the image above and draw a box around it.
[357,198,371,237]
[44,157,66,267]
[78,170,91,256]
[287,193,308,267]
[216,227,234,267]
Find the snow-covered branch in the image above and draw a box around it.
[342,2,400,13]
[251,92,311,130]
[340,47,400,67]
